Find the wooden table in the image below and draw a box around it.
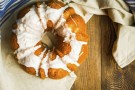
[71,15,135,90]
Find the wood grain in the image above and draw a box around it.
[71,15,135,90]
[101,16,135,90]
[71,15,101,90]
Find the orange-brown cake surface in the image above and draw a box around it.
[11,0,88,79]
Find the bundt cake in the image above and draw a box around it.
[11,0,88,79]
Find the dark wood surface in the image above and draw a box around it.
[71,15,135,90]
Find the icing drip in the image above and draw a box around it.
[56,25,87,66]
[69,39,87,61]
[49,55,71,72]
[15,6,44,50]
[37,3,47,29]
[62,55,80,66]
[46,6,68,24]
[62,34,87,66]
[41,53,50,77]
[54,15,66,29]
[19,49,45,76]
[14,5,45,76]
[17,45,41,60]
[37,3,68,29]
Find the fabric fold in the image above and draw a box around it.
[113,25,135,68]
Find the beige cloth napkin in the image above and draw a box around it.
[65,0,135,68]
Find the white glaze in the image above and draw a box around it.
[37,3,68,30]
[69,38,87,60]
[15,6,44,50]
[62,55,80,66]
[62,33,87,66]
[18,50,45,76]
[37,3,47,29]
[14,5,45,76]
[49,55,71,72]
[54,15,66,29]
[17,45,41,60]
[41,53,49,77]
[13,3,88,78]
[46,6,68,24]
[56,25,76,42]
[56,25,87,65]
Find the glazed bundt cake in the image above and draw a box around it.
[11,0,88,79]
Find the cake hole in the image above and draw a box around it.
[41,31,57,50]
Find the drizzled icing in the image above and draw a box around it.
[14,6,44,50]
[49,55,71,72]
[18,48,45,76]
[69,38,87,60]
[37,3,68,29]
[41,53,49,77]
[57,27,87,66]
[13,2,87,77]
[37,2,47,29]
[62,37,87,66]
[17,45,41,60]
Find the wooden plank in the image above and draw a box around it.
[71,15,135,90]
[101,16,135,90]
[71,15,101,90]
